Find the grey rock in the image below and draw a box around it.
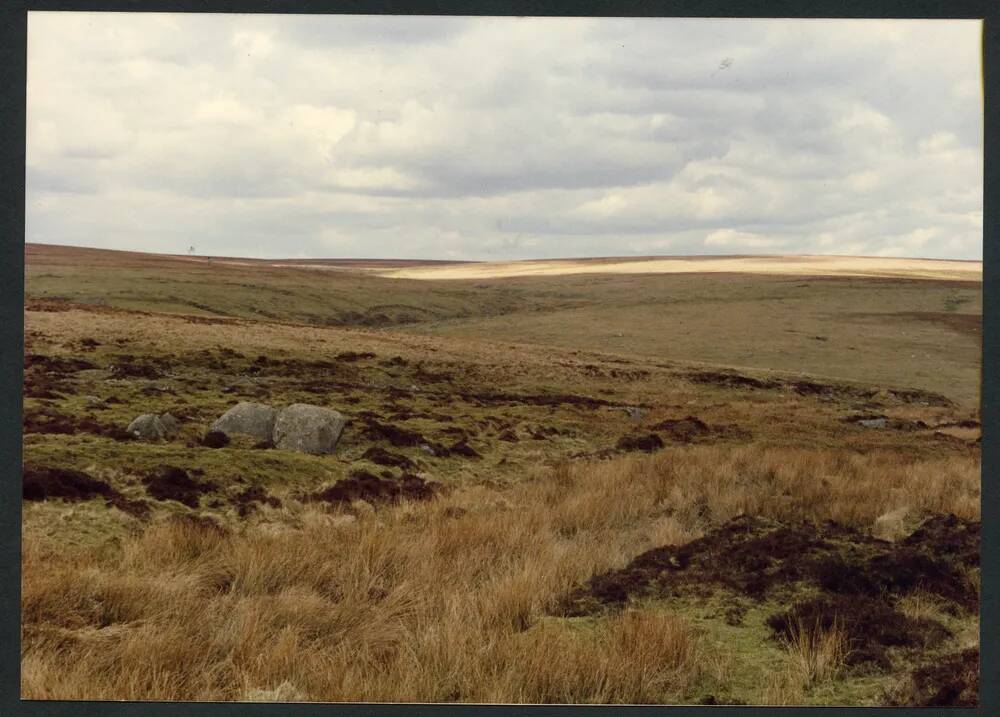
[127,413,179,440]
[273,404,347,454]
[859,418,888,429]
[211,402,277,441]
[623,406,646,421]
[83,395,104,407]
[160,413,180,433]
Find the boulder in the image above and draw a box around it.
[160,413,180,434]
[211,402,277,441]
[859,418,888,429]
[127,413,179,440]
[273,404,347,454]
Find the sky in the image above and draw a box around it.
[26,13,983,261]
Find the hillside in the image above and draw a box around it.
[21,243,981,704]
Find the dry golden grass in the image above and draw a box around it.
[782,617,849,687]
[378,255,983,282]
[22,444,979,703]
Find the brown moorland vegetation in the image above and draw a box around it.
[22,245,981,704]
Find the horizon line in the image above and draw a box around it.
[23,241,985,266]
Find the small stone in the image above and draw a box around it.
[859,418,888,429]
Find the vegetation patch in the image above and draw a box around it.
[23,466,117,502]
[23,465,149,518]
[306,469,438,506]
[766,595,951,670]
[887,648,979,706]
[686,370,782,391]
[361,446,416,470]
[556,514,977,673]
[232,485,281,517]
[200,430,231,448]
[23,406,134,441]
[560,515,977,613]
[616,434,664,453]
[142,466,217,508]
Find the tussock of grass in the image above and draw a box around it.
[22,444,979,703]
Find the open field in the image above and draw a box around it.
[374,254,983,282]
[22,244,981,704]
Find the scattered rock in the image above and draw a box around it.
[273,404,347,454]
[623,406,646,420]
[159,413,180,434]
[211,402,277,442]
[844,414,927,431]
[126,413,180,440]
[859,418,888,429]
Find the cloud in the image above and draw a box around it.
[25,13,983,260]
[704,229,786,250]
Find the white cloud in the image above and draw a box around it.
[25,13,983,260]
[704,229,785,249]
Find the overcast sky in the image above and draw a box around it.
[26,13,983,261]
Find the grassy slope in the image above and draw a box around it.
[21,245,982,704]
[26,245,982,407]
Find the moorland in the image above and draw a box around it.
[21,243,982,704]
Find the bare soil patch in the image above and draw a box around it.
[306,469,438,506]
[23,406,135,441]
[557,514,978,672]
[686,370,953,407]
[362,446,416,470]
[142,467,216,508]
[616,434,664,453]
[23,466,149,518]
[889,648,979,706]
[232,485,281,517]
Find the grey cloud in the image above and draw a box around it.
[25,13,982,261]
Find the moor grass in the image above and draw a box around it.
[20,245,982,704]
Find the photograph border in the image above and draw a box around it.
[1,1,995,715]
